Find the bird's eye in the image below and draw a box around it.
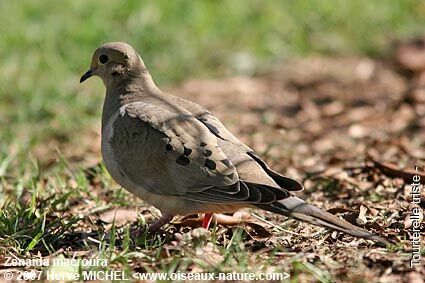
[99,55,108,64]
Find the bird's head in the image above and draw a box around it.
[80,42,146,86]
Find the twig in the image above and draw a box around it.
[366,149,425,182]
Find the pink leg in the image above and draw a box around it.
[148,214,174,232]
[202,213,214,229]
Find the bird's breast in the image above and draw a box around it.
[101,111,129,188]
[100,111,165,205]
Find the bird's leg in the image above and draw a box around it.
[202,213,214,229]
[148,214,174,232]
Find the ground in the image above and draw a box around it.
[1,54,423,282]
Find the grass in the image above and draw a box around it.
[0,0,423,281]
[1,0,425,156]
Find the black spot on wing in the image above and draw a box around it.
[221,159,231,167]
[204,159,216,170]
[203,149,212,157]
[165,144,173,151]
[176,156,190,166]
[183,147,192,156]
[197,117,225,140]
[200,142,207,147]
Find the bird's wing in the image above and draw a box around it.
[196,111,303,192]
[159,93,301,191]
[110,101,288,204]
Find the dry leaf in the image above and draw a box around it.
[98,208,139,226]
[356,205,368,225]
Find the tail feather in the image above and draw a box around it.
[256,197,389,246]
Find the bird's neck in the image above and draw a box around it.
[101,72,160,127]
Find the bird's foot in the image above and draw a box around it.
[202,213,214,229]
[148,214,174,232]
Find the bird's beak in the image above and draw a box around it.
[80,67,96,83]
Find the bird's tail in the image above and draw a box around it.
[256,197,389,245]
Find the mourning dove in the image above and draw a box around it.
[80,42,388,245]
